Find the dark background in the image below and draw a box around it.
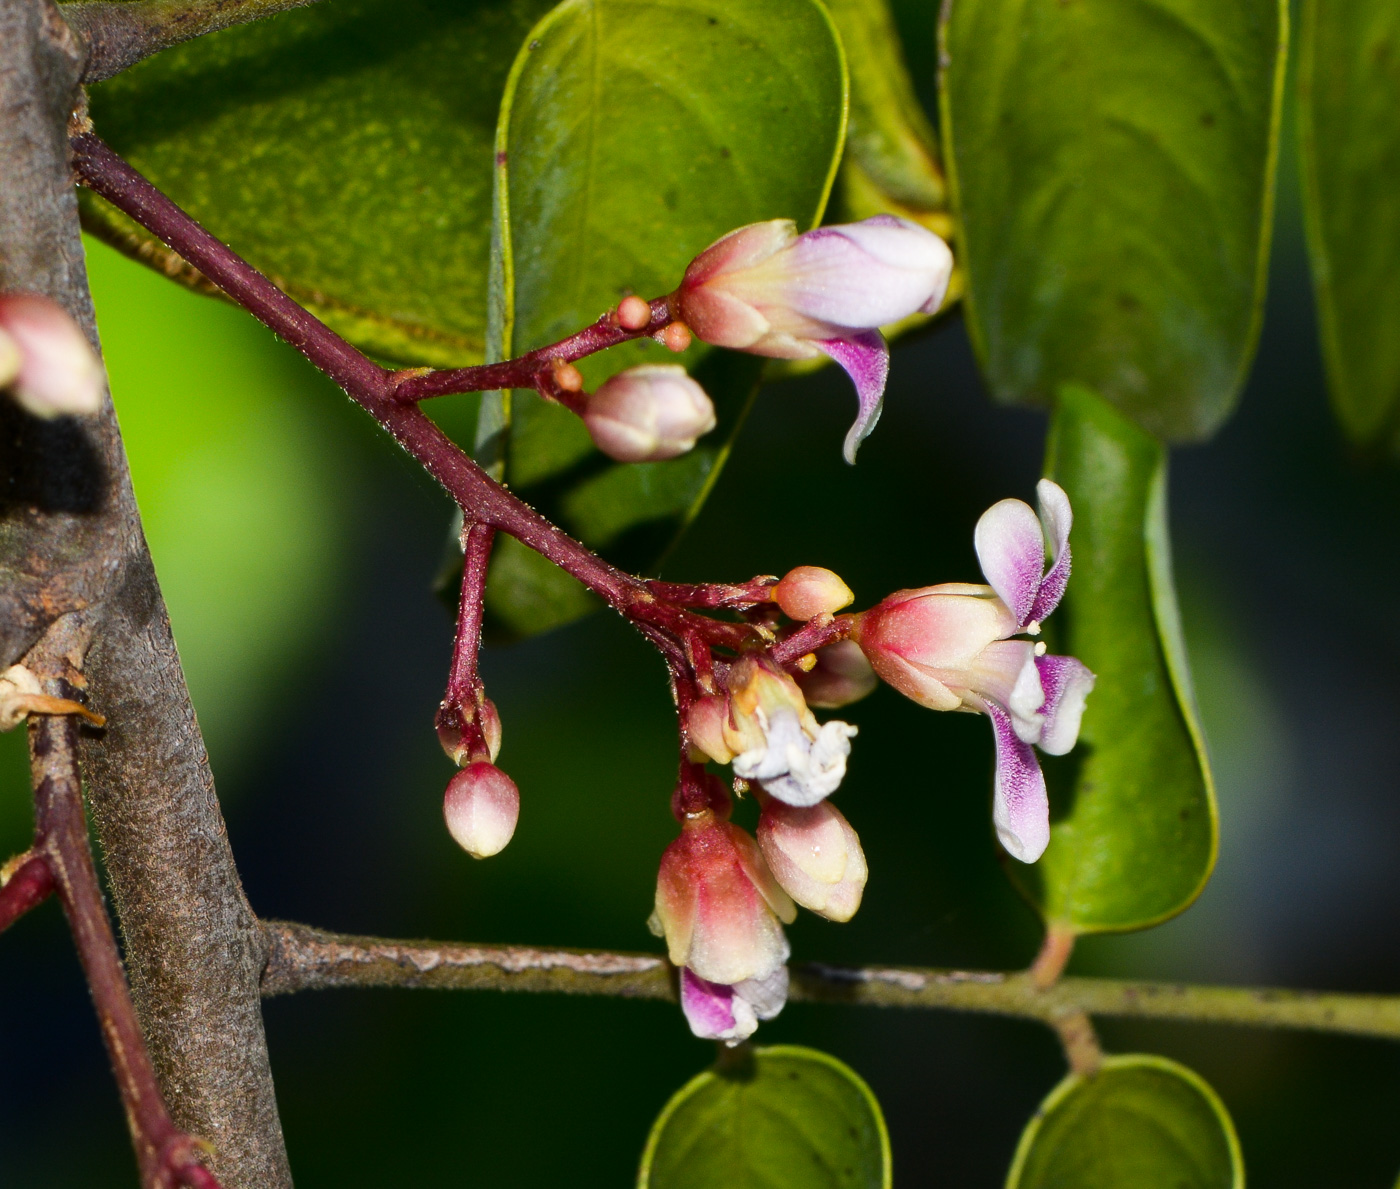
[4,51,1400,1189]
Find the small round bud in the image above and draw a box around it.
[661,322,692,352]
[772,566,854,621]
[685,694,735,764]
[795,640,878,709]
[582,364,716,463]
[0,294,104,419]
[617,295,652,330]
[443,762,519,858]
[552,360,584,392]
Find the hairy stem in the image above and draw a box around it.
[63,0,319,83]
[259,921,1400,1043]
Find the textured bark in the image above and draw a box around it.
[0,2,291,1183]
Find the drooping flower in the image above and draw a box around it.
[852,480,1095,863]
[756,793,868,922]
[671,216,953,463]
[649,789,796,1043]
[0,293,104,419]
[685,656,857,807]
[582,364,716,462]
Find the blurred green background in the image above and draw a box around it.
[5,74,1400,1189]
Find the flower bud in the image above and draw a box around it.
[0,294,104,419]
[649,810,794,987]
[582,365,716,462]
[772,565,854,621]
[795,640,878,709]
[684,693,735,764]
[436,698,502,766]
[672,216,953,360]
[443,762,519,858]
[757,797,867,922]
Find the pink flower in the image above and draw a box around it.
[649,807,795,988]
[853,481,1095,863]
[672,217,953,463]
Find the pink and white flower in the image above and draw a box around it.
[649,799,797,1044]
[672,216,953,463]
[852,480,1095,863]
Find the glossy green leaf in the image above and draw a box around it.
[1298,0,1400,447]
[638,1045,890,1189]
[939,0,1287,440]
[80,0,557,367]
[1008,1055,1243,1189]
[485,0,846,634]
[1012,385,1216,933]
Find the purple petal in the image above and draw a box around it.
[1029,480,1072,623]
[818,331,890,464]
[985,702,1050,863]
[1035,654,1095,756]
[974,498,1045,626]
[680,968,748,1042]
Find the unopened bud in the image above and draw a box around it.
[443,762,519,858]
[616,295,653,330]
[0,294,104,419]
[582,364,716,462]
[772,566,853,621]
[795,640,878,709]
[757,797,867,922]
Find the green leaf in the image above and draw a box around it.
[1298,0,1400,447]
[80,0,558,367]
[1012,385,1216,933]
[939,0,1287,441]
[1007,1054,1243,1189]
[485,0,847,634]
[824,0,945,215]
[638,1045,891,1189]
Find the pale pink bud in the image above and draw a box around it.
[757,798,867,922]
[772,565,854,621]
[0,294,104,419]
[582,365,716,462]
[648,811,794,987]
[795,640,878,709]
[684,694,735,764]
[443,762,519,858]
[673,216,953,360]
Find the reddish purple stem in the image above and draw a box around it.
[0,851,56,932]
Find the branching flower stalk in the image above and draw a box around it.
[68,127,1098,1046]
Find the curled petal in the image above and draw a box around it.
[958,639,1043,736]
[1035,654,1095,755]
[974,498,1046,626]
[680,968,752,1043]
[817,331,889,464]
[733,709,857,808]
[1029,479,1073,623]
[985,701,1050,863]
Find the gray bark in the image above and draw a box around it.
[0,1,291,1182]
